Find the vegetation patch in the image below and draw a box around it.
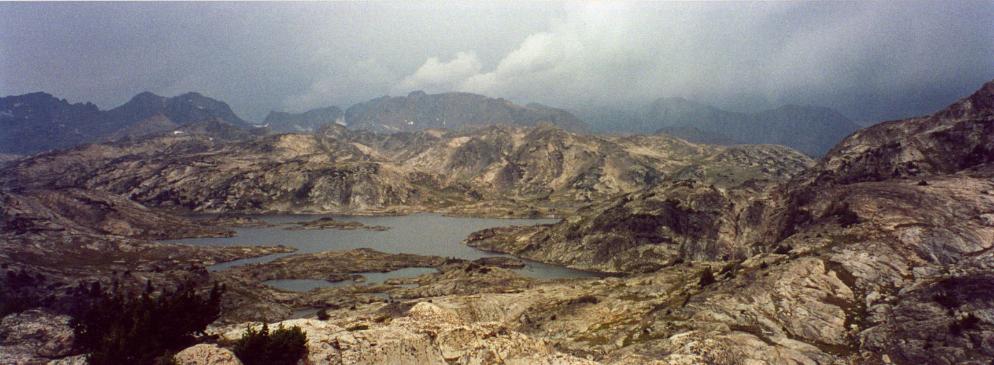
[70,281,224,365]
[232,323,309,365]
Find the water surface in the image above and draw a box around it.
[164,213,600,289]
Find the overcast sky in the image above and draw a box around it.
[1,1,992,123]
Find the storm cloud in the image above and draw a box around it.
[1,1,992,123]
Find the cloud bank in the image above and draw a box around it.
[1,1,992,122]
[389,2,994,120]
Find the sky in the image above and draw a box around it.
[1,1,992,123]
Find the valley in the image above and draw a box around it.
[4,2,992,364]
[1,80,992,364]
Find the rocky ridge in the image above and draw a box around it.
[345,91,590,133]
[1,123,812,217]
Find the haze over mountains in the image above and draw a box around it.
[579,98,862,156]
[3,88,864,156]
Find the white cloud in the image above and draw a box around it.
[391,1,994,119]
[392,51,483,95]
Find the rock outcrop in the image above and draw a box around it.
[466,180,776,273]
[0,309,76,364]
[173,344,242,365]
[213,302,597,365]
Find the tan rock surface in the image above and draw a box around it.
[174,344,242,365]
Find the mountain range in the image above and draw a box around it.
[1,122,812,217]
[3,89,859,156]
[578,97,862,156]
[0,91,251,154]
[344,91,590,133]
[2,79,993,364]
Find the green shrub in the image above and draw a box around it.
[71,281,223,365]
[232,323,308,365]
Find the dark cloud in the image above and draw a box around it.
[1,1,991,122]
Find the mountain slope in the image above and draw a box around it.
[345,91,590,133]
[102,91,251,129]
[1,124,812,217]
[815,80,994,184]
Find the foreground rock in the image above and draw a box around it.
[214,302,597,365]
[0,310,76,364]
[173,344,242,365]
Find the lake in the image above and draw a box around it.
[163,213,600,291]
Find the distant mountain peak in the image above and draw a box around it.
[263,105,343,133]
[132,91,162,99]
[125,91,164,104]
[345,91,589,133]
